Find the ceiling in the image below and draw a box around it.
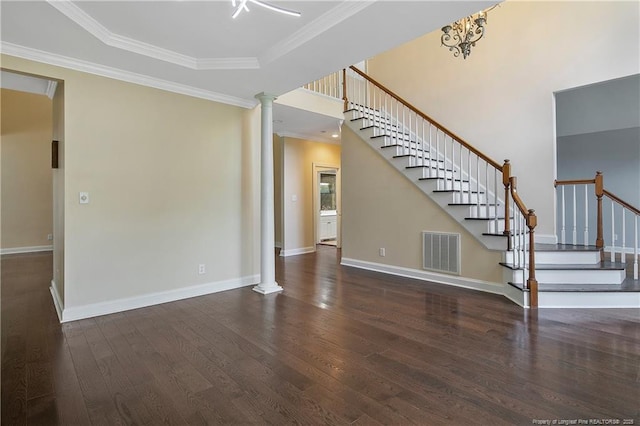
[1,0,493,141]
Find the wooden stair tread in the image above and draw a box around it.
[482,232,508,237]
[433,189,485,194]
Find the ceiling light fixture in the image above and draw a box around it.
[440,5,497,59]
[231,0,301,19]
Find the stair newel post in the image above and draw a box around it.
[595,171,604,251]
[502,160,512,250]
[342,69,348,112]
[527,209,538,308]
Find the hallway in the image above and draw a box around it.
[2,247,639,424]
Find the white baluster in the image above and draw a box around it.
[436,131,441,179]
[622,208,626,263]
[634,215,638,280]
[485,163,489,219]
[611,201,615,262]
[465,151,469,203]
[476,156,480,218]
[572,185,577,245]
[560,186,566,244]
[494,169,499,234]
[584,184,589,246]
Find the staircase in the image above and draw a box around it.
[338,66,639,309]
[304,67,639,308]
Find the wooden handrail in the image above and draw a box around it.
[554,178,596,187]
[348,66,502,170]
[509,177,529,217]
[603,189,640,215]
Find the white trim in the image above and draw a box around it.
[535,234,558,244]
[60,274,259,322]
[45,80,58,99]
[280,246,316,257]
[1,43,256,108]
[46,0,260,70]
[1,245,53,255]
[341,257,506,296]
[260,0,376,65]
[50,280,63,322]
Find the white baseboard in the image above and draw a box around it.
[50,280,64,321]
[340,257,505,296]
[59,274,259,323]
[280,246,316,257]
[535,234,558,245]
[1,245,53,255]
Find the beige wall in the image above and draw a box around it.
[282,137,340,253]
[1,88,53,250]
[367,0,640,238]
[341,126,502,283]
[1,55,260,315]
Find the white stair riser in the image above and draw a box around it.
[503,250,600,265]
[508,269,625,285]
[538,291,640,308]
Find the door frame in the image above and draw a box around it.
[312,163,341,248]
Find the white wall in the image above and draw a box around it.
[1,54,261,321]
[366,0,640,238]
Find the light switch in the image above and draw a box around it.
[292,194,298,202]
[79,192,89,204]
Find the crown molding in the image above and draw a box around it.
[45,80,58,99]
[259,0,377,66]
[46,0,260,70]
[1,42,256,108]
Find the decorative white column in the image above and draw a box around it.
[253,92,283,295]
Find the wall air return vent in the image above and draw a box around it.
[422,231,461,275]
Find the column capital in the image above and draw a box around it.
[254,92,278,103]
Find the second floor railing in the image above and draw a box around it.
[556,172,639,279]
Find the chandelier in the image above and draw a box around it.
[231,0,301,19]
[441,5,497,59]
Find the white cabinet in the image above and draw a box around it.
[319,214,337,240]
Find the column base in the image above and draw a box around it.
[252,282,283,295]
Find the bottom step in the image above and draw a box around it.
[507,279,640,308]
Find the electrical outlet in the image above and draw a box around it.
[47,234,53,241]
[379,248,386,257]
[79,192,89,204]
[198,264,206,275]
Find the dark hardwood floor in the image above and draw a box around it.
[2,247,639,425]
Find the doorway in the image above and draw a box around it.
[313,164,341,248]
